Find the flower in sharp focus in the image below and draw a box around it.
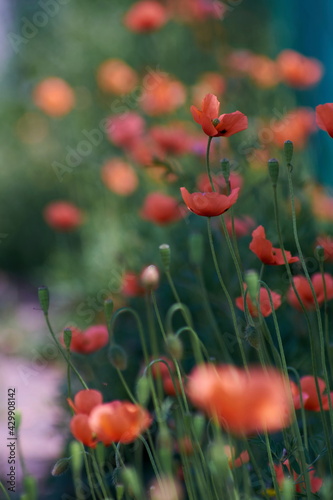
[33,77,75,117]
[235,285,282,318]
[190,93,248,137]
[89,401,152,444]
[180,187,239,217]
[140,192,185,225]
[60,325,109,354]
[187,364,293,435]
[43,201,83,232]
[316,103,333,138]
[249,225,299,265]
[287,273,333,310]
[123,1,168,33]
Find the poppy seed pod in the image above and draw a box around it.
[268,158,279,187]
[159,244,171,272]
[38,286,49,314]
[284,140,294,164]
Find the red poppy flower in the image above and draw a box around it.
[121,271,145,297]
[123,1,168,33]
[187,364,293,435]
[316,235,333,261]
[140,74,186,116]
[297,376,333,411]
[287,273,333,310]
[249,226,299,265]
[150,124,192,156]
[69,389,103,448]
[236,285,281,317]
[101,158,138,196]
[277,49,323,89]
[89,401,152,444]
[190,94,248,137]
[225,216,255,238]
[33,77,75,117]
[60,325,109,354]
[96,59,138,95]
[270,107,316,150]
[180,187,239,217]
[162,373,183,397]
[224,446,249,469]
[149,356,175,379]
[140,192,184,225]
[316,103,333,138]
[107,112,145,148]
[43,201,83,232]
[68,389,103,415]
[274,459,323,494]
[289,381,310,410]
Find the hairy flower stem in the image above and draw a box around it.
[207,217,247,367]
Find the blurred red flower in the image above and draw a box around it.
[68,389,103,415]
[297,376,333,411]
[287,273,333,310]
[150,124,192,156]
[190,94,248,137]
[235,285,281,317]
[277,49,323,88]
[274,459,323,494]
[96,59,138,95]
[141,192,184,225]
[249,226,299,265]
[270,108,316,150]
[101,158,138,196]
[316,103,333,138]
[140,74,186,116]
[187,364,293,435]
[107,112,145,148]
[43,201,83,232]
[192,72,226,107]
[316,235,333,261]
[180,186,239,217]
[124,1,168,33]
[60,325,109,354]
[224,446,249,469]
[33,77,75,117]
[121,271,145,297]
[89,401,152,444]
[225,216,255,238]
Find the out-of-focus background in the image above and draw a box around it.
[1,0,333,497]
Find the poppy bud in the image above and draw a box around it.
[192,414,206,442]
[245,269,259,304]
[245,325,260,350]
[281,477,295,500]
[104,298,114,326]
[141,265,159,289]
[69,441,83,476]
[221,158,230,183]
[51,457,71,477]
[159,244,171,272]
[189,233,204,266]
[136,375,151,407]
[157,426,173,473]
[109,344,128,371]
[315,245,325,262]
[166,334,183,360]
[38,286,49,314]
[268,158,279,187]
[284,140,294,164]
[116,484,125,500]
[63,328,72,350]
[121,467,142,499]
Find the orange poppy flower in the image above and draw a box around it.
[190,94,248,137]
[60,325,109,354]
[180,186,239,217]
[140,192,184,225]
[277,49,323,88]
[316,103,333,138]
[101,158,138,196]
[124,1,168,33]
[69,390,103,448]
[140,74,186,116]
[236,285,281,317]
[89,401,152,444]
[274,459,323,493]
[96,59,138,95]
[33,77,75,117]
[270,108,316,150]
[43,201,83,232]
[187,364,293,435]
[297,376,333,411]
[316,235,333,262]
[249,226,299,265]
[107,112,145,148]
[192,73,226,107]
[248,55,280,88]
[287,273,333,310]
